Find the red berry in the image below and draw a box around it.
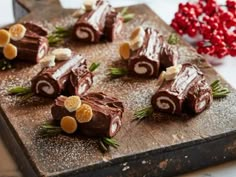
[187,28,197,37]
[216,47,228,58]
[179,3,185,10]
[197,41,204,47]
[229,49,236,56]
[211,35,222,44]
[220,12,234,21]
[171,0,236,58]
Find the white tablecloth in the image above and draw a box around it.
[0,0,236,176]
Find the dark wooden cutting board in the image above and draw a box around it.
[1,1,236,177]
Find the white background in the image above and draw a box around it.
[0,0,236,176]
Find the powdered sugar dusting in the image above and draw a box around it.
[1,5,236,176]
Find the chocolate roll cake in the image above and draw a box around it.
[31,54,91,98]
[51,93,124,137]
[74,0,111,43]
[22,22,48,36]
[128,28,164,77]
[186,78,212,114]
[51,96,75,121]
[2,23,49,63]
[151,63,212,114]
[66,63,94,96]
[79,92,124,137]
[104,9,123,42]
[159,43,179,69]
[11,32,49,63]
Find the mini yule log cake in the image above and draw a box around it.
[31,54,93,98]
[0,22,49,63]
[151,63,212,115]
[73,0,123,42]
[51,93,124,137]
[119,26,179,77]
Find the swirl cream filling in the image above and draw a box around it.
[76,27,95,42]
[197,99,206,110]
[37,43,47,59]
[36,80,55,95]
[78,77,92,95]
[111,117,121,135]
[134,61,154,75]
[156,96,176,114]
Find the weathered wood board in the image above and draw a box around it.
[1,1,236,177]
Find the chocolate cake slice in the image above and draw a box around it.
[128,28,163,77]
[31,54,93,98]
[22,21,48,36]
[186,78,212,114]
[11,32,49,63]
[1,22,49,63]
[74,0,111,43]
[159,43,179,69]
[66,62,94,96]
[79,92,124,137]
[51,93,124,138]
[151,63,212,114]
[104,9,123,42]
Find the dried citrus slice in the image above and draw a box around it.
[60,116,78,134]
[64,96,82,112]
[75,103,93,123]
[0,29,10,47]
[3,43,17,60]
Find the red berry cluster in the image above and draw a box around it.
[171,0,236,58]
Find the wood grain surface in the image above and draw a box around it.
[1,1,236,177]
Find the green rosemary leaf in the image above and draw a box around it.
[20,92,34,101]
[48,26,71,46]
[210,80,230,98]
[210,79,220,88]
[134,106,154,121]
[99,137,119,152]
[8,86,32,95]
[103,137,119,148]
[167,33,179,45]
[109,67,128,78]
[212,91,230,98]
[89,62,100,72]
[122,13,135,23]
[120,7,128,16]
[39,122,62,137]
[99,140,109,153]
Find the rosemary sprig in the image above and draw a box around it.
[48,26,71,46]
[109,67,128,78]
[89,62,100,72]
[120,7,128,16]
[210,79,230,98]
[133,106,154,121]
[167,33,179,45]
[0,59,13,71]
[21,92,35,101]
[39,122,62,137]
[122,14,135,23]
[8,86,32,95]
[99,137,119,152]
[120,7,135,23]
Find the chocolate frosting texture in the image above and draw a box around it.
[128,28,163,77]
[1,22,49,63]
[74,0,122,42]
[31,55,92,98]
[51,92,124,138]
[151,63,212,114]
